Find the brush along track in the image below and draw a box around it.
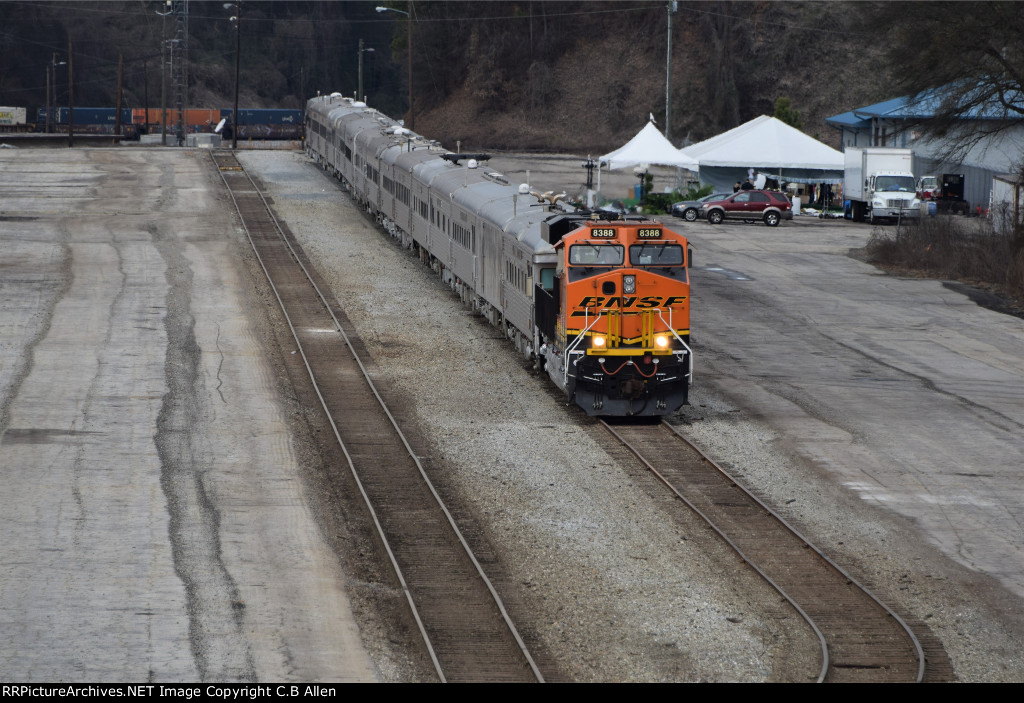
[601,419,952,683]
[211,150,543,683]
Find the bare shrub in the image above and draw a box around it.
[866,215,1024,303]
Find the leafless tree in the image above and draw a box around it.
[871,1,1024,162]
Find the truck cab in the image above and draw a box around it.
[917,175,938,199]
[933,173,969,214]
[867,172,919,222]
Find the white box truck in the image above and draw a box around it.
[844,147,921,223]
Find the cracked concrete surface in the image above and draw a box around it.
[0,148,375,682]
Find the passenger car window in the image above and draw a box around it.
[750,192,770,202]
[733,193,750,203]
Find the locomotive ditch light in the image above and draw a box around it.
[655,335,670,349]
[623,275,636,294]
[592,335,607,348]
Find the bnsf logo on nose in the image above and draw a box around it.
[576,296,688,309]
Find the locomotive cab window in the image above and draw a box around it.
[569,244,624,266]
[629,243,684,266]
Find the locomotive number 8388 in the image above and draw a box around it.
[305,93,692,416]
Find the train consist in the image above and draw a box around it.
[36,107,302,140]
[305,94,693,416]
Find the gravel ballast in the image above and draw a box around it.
[236,150,1023,682]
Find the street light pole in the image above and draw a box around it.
[665,1,677,143]
[376,4,413,130]
[406,5,413,130]
[232,1,240,149]
[358,39,374,103]
[115,54,123,138]
[50,53,66,134]
[161,39,168,144]
[358,38,364,102]
[67,39,73,148]
[157,1,172,146]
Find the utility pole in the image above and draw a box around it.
[143,59,149,134]
[115,54,123,138]
[161,39,167,144]
[67,39,73,148]
[407,3,413,130]
[232,0,240,149]
[49,53,66,134]
[158,1,171,145]
[376,4,414,130]
[164,0,189,146]
[665,1,677,143]
[358,39,374,103]
[180,0,189,146]
[358,38,364,102]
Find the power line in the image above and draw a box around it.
[0,0,868,36]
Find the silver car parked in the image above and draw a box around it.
[671,192,733,221]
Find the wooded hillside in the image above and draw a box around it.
[0,1,891,152]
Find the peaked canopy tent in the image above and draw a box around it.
[600,121,699,170]
[596,121,697,202]
[680,115,844,193]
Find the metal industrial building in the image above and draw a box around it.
[827,91,1024,214]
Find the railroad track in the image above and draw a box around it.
[601,419,956,682]
[211,151,544,683]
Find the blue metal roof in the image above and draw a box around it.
[861,96,916,118]
[827,84,1024,127]
[825,110,871,129]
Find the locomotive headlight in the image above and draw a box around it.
[623,275,636,294]
[592,335,606,348]
[654,335,670,349]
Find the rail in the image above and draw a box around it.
[212,150,544,683]
[600,419,929,683]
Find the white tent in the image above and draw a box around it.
[680,115,844,191]
[601,121,698,170]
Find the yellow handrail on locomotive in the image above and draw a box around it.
[582,308,690,356]
[607,309,620,347]
[641,309,653,349]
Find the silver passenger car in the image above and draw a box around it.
[305,94,562,357]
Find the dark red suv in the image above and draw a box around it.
[699,190,793,226]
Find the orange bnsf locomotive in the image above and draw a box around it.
[536,215,692,416]
[305,94,692,416]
